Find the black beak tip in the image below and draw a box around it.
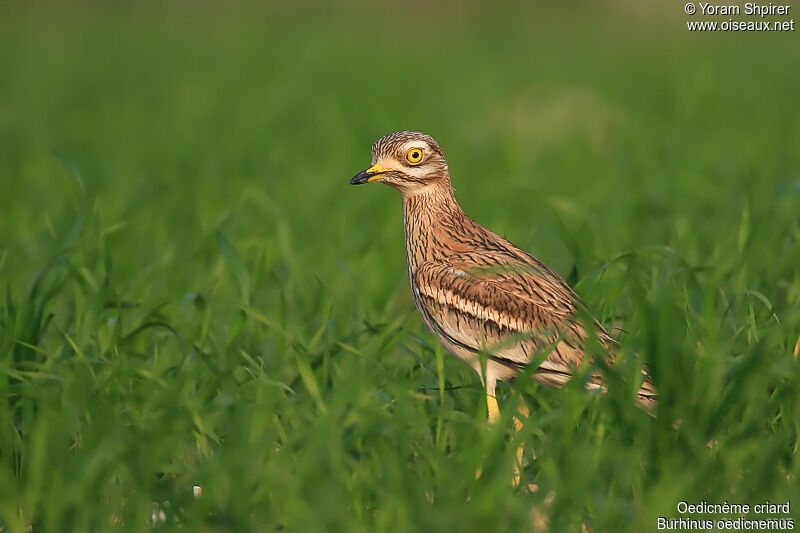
[350,171,371,185]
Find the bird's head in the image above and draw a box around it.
[350,131,450,194]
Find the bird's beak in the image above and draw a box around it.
[350,164,395,185]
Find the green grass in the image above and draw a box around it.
[1,2,799,531]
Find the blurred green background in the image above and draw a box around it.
[1,1,799,531]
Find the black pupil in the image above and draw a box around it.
[412,151,419,159]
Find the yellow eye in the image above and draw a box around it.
[406,148,424,165]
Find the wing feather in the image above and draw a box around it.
[412,255,594,375]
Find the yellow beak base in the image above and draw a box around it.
[350,163,396,185]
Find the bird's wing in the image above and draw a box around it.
[412,253,602,378]
[451,249,618,345]
[447,250,579,320]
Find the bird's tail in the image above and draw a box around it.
[583,369,657,411]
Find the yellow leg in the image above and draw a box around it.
[476,389,500,480]
[486,391,500,425]
[512,402,530,488]
[481,388,533,488]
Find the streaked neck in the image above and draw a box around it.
[402,184,465,268]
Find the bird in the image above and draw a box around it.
[350,131,656,481]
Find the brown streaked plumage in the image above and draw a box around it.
[351,131,656,426]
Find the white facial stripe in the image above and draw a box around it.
[402,142,429,154]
